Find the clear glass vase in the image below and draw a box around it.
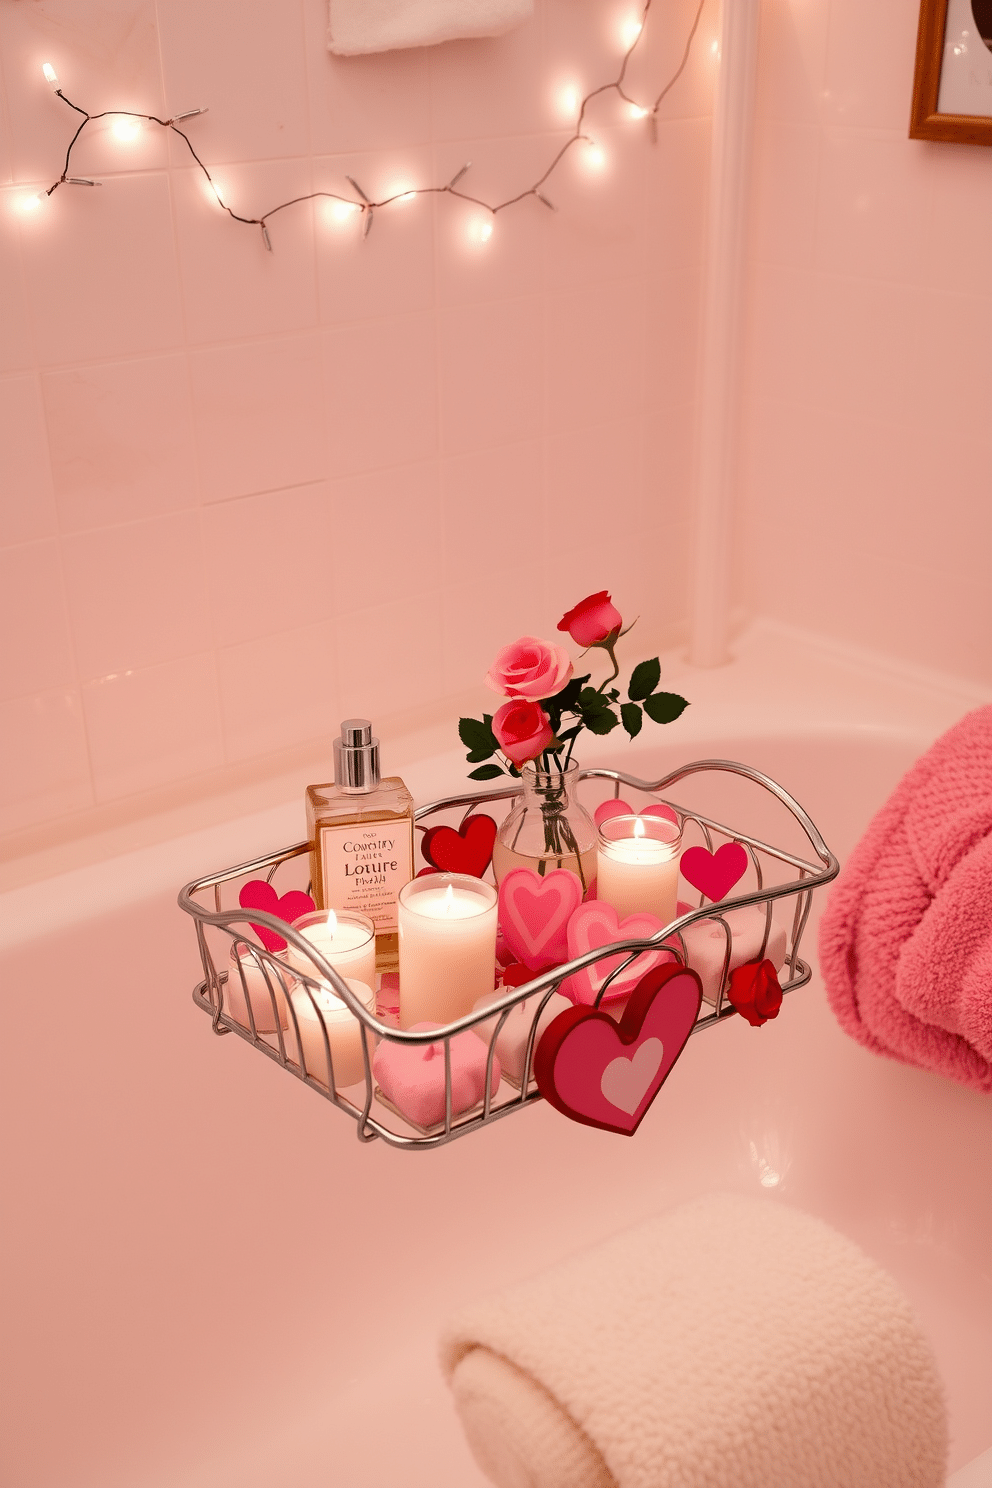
[492,761,597,893]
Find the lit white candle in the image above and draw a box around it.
[288,977,375,1089]
[225,943,293,1033]
[597,814,682,925]
[284,909,376,990]
[398,874,498,1029]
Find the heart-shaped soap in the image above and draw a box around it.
[421,814,497,877]
[562,901,675,1006]
[238,881,315,952]
[593,798,680,829]
[680,842,748,901]
[497,867,584,972]
[373,1023,501,1130]
[535,964,702,1134]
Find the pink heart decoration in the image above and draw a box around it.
[562,901,675,1006]
[497,867,584,972]
[535,964,703,1135]
[238,880,315,952]
[679,842,749,901]
[594,798,680,828]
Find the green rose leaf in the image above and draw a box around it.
[628,658,661,702]
[467,763,505,780]
[459,716,498,759]
[621,702,643,738]
[584,708,620,736]
[643,691,690,724]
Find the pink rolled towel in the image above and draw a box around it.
[818,705,992,1093]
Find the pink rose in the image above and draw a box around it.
[557,591,623,648]
[485,636,573,701]
[492,699,554,766]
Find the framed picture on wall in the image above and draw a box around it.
[910,0,992,143]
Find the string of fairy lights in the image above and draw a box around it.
[15,0,706,250]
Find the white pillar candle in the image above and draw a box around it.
[225,943,293,1033]
[284,909,376,991]
[597,815,682,925]
[398,874,498,1029]
[288,977,375,1089]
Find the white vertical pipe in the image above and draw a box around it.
[688,0,760,667]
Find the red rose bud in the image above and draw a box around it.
[492,698,554,766]
[727,959,783,1027]
[557,591,623,649]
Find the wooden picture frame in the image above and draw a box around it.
[910,0,992,143]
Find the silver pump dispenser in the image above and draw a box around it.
[333,719,380,792]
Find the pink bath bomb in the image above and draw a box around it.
[373,1023,501,1129]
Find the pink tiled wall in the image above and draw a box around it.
[739,0,992,687]
[0,0,712,841]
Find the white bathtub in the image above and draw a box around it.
[3,642,990,1487]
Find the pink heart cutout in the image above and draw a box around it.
[239,880,315,952]
[562,901,675,1006]
[497,868,583,972]
[535,964,703,1134]
[593,798,680,829]
[680,842,749,901]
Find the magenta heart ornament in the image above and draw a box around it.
[562,901,675,1006]
[534,964,703,1135]
[238,880,315,952]
[497,867,584,972]
[680,842,748,902]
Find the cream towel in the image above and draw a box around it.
[440,1194,947,1488]
[328,0,533,56]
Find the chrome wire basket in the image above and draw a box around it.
[178,761,839,1151]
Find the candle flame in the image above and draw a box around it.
[634,817,646,839]
[442,883,454,916]
[325,909,337,936]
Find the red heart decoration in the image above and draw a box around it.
[497,867,584,972]
[422,814,497,878]
[535,964,702,1135]
[238,880,315,952]
[562,900,675,1006]
[680,841,748,901]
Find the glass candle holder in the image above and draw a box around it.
[225,942,294,1033]
[287,976,375,1090]
[398,873,498,1029]
[284,909,376,991]
[596,814,683,926]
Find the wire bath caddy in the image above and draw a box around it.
[178,760,839,1151]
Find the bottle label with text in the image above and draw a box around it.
[318,820,413,933]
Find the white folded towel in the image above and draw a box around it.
[440,1194,947,1488]
[328,0,533,56]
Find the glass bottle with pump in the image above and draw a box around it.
[306,720,414,972]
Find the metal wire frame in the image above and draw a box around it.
[178,761,839,1152]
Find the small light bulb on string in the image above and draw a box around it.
[42,62,59,89]
[112,118,141,143]
[584,141,607,171]
[16,191,45,214]
[621,18,643,49]
[556,84,581,121]
[710,38,720,57]
[466,214,494,248]
[628,102,650,119]
[330,199,360,224]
